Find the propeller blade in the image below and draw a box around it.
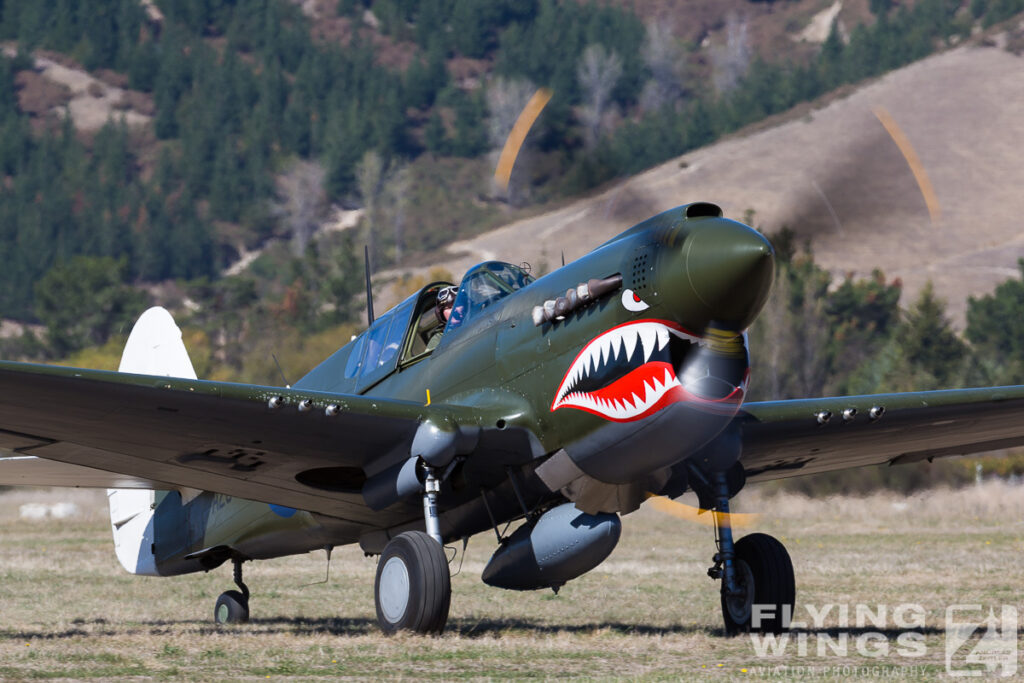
[646,494,760,529]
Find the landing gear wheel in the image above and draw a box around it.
[374,531,451,635]
[214,558,251,625]
[721,533,794,635]
[215,590,249,624]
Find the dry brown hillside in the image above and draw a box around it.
[625,0,877,58]
[414,40,1024,329]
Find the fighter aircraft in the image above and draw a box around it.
[2,201,1023,635]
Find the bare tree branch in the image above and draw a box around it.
[386,164,411,263]
[710,12,751,94]
[356,150,385,270]
[486,76,537,205]
[640,20,687,112]
[577,44,623,149]
[272,159,327,257]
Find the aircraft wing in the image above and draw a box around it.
[0,360,473,522]
[737,386,1024,481]
[0,455,173,489]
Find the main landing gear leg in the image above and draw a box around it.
[373,466,452,635]
[422,466,442,545]
[706,470,794,635]
[214,558,250,624]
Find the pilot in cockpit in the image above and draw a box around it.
[424,285,458,352]
[434,285,458,325]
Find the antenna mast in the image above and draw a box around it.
[364,245,375,324]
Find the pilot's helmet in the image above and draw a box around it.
[435,285,458,324]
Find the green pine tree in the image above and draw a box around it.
[899,281,967,385]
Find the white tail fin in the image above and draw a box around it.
[117,307,197,380]
[109,307,198,576]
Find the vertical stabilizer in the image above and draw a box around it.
[109,307,197,576]
[117,307,197,380]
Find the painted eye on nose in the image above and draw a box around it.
[621,289,649,312]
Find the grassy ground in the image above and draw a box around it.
[0,483,1021,680]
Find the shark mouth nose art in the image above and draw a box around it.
[551,320,746,422]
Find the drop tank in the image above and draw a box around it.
[482,502,621,591]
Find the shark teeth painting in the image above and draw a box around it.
[551,320,744,422]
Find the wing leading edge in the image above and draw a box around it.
[0,360,474,523]
[737,386,1024,482]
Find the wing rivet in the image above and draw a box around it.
[869,405,885,421]
[267,396,283,409]
[325,404,340,416]
[842,407,857,423]
[298,399,313,412]
[815,410,832,425]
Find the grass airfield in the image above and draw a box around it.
[0,483,1021,680]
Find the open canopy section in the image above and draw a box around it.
[444,262,535,333]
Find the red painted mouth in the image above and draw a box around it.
[551,320,745,422]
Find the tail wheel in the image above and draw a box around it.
[374,531,451,635]
[215,590,249,624]
[721,533,794,635]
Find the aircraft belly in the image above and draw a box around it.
[151,492,368,575]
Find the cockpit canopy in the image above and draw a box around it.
[332,261,534,393]
[445,261,534,332]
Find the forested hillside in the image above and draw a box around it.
[1,0,1023,399]
[1,0,1023,492]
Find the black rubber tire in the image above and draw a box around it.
[374,531,451,635]
[215,590,250,624]
[721,533,795,636]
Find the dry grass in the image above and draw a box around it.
[0,483,1021,679]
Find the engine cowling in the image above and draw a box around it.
[481,502,621,590]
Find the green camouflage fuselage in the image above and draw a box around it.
[150,204,775,574]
